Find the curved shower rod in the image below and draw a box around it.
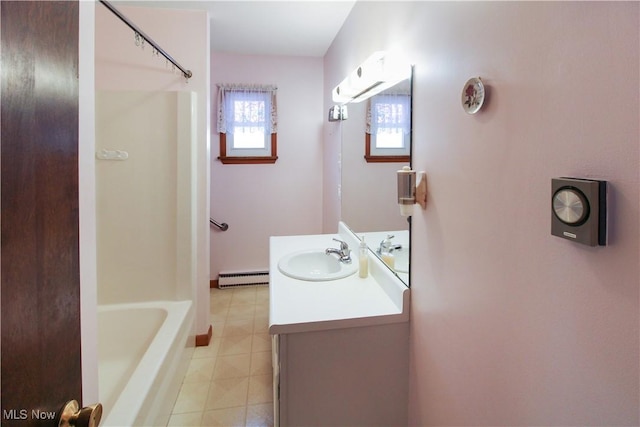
[99,0,193,79]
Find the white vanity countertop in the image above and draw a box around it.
[269,225,410,335]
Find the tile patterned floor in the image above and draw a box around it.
[168,286,274,427]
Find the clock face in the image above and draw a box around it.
[552,187,590,225]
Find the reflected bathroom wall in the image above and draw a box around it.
[96,91,196,303]
[339,74,413,286]
[340,99,409,233]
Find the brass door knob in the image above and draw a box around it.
[58,400,103,427]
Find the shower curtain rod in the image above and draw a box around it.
[99,0,193,79]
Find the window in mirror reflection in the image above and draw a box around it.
[364,93,410,163]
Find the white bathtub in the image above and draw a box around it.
[98,300,194,426]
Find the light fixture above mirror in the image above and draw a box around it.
[332,51,411,104]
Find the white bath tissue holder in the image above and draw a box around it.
[397,166,427,216]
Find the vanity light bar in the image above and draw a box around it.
[332,51,411,103]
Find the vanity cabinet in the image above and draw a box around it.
[272,322,409,426]
[269,224,410,426]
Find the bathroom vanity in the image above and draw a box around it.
[269,222,410,426]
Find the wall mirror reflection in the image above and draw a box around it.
[339,66,413,287]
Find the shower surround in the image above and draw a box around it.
[95,90,196,425]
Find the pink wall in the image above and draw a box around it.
[210,52,324,278]
[325,2,639,425]
[95,4,211,336]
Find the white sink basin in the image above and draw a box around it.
[278,249,358,281]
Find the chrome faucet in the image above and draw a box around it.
[377,234,402,255]
[325,238,352,263]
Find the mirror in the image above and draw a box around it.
[339,67,413,286]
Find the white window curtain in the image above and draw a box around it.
[365,93,410,136]
[217,84,278,135]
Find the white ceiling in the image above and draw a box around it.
[110,0,356,57]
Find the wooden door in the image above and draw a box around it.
[1,1,82,425]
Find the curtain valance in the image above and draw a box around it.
[217,84,278,134]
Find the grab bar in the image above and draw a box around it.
[210,218,229,231]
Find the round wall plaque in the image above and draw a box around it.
[462,77,485,114]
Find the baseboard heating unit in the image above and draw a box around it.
[218,270,269,289]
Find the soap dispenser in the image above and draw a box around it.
[359,237,369,278]
[380,235,396,269]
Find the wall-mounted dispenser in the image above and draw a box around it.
[397,166,426,216]
[551,177,607,246]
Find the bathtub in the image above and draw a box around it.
[98,300,194,426]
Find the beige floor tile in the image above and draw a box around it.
[167,411,204,426]
[209,303,229,316]
[230,288,257,306]
[210,314,227,324]
[193,339,220,359]
[253,316,269,335]
[255,286,269,301]
[254,311,268,321]
[219,334,253,356]
[247,374,273,405]
[250,351,272,377]
[210,308,231,322]
[172,382,211,414]
[171,286,274,425]
[223,317,255,337]
[245,403,274,427]
[201,406,246,427]
[206,377,250,410]
[211,321,225,338]
[226,304,257,320]
[210,289,233,305]
[213,353,251,379]
[184,357,216,383]
[254,305,269,319]
[251,334,272,353]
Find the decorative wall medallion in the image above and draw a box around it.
[462,77,485,114]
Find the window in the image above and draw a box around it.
[365,93,410,163]
[217,84,278,164]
